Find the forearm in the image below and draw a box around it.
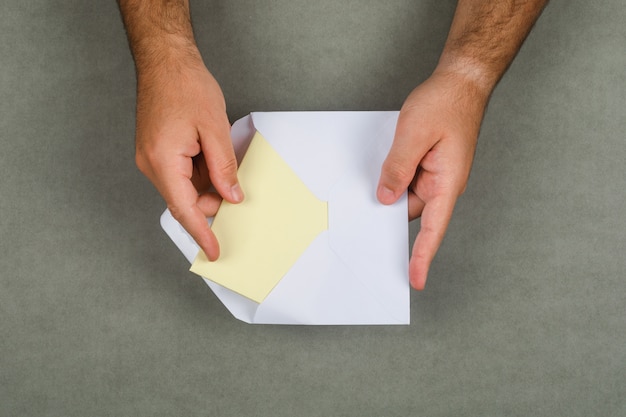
[438,0,549,96]
[117,0,202,78]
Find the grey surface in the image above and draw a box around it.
[1,1,624,416]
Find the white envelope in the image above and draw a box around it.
[160,111,409,325]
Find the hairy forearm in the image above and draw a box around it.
[117,0,201,78]
[439,0,549,96]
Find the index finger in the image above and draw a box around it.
[409,193,457,290]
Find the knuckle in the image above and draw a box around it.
[167,203,193,227]
[135,151,150,175]
[212,155,238,179]
[384,159,415,185]
[134,133,168,176]
[167,204,184,221]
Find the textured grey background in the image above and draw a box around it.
[1,1,625,416]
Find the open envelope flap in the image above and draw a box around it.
[250,111,399,201]
[230,114,256,164]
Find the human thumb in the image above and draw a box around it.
[377,116,426,205]
[199,124,244,205]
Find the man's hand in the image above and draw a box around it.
[118,0,243,261]
[377,0,548,290]
[135,56,242,261]
[378,69,487,290]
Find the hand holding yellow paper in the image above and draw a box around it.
[190,132,328,303]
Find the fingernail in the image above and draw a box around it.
[231,183,244,203]
[377,185,395,204]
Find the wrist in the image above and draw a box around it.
[434,52,500,103]
[120,5,202,82]
[133,34,204,82]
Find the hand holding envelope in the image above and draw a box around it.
[161,111,410,325]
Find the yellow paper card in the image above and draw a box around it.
[190,132,328,303]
